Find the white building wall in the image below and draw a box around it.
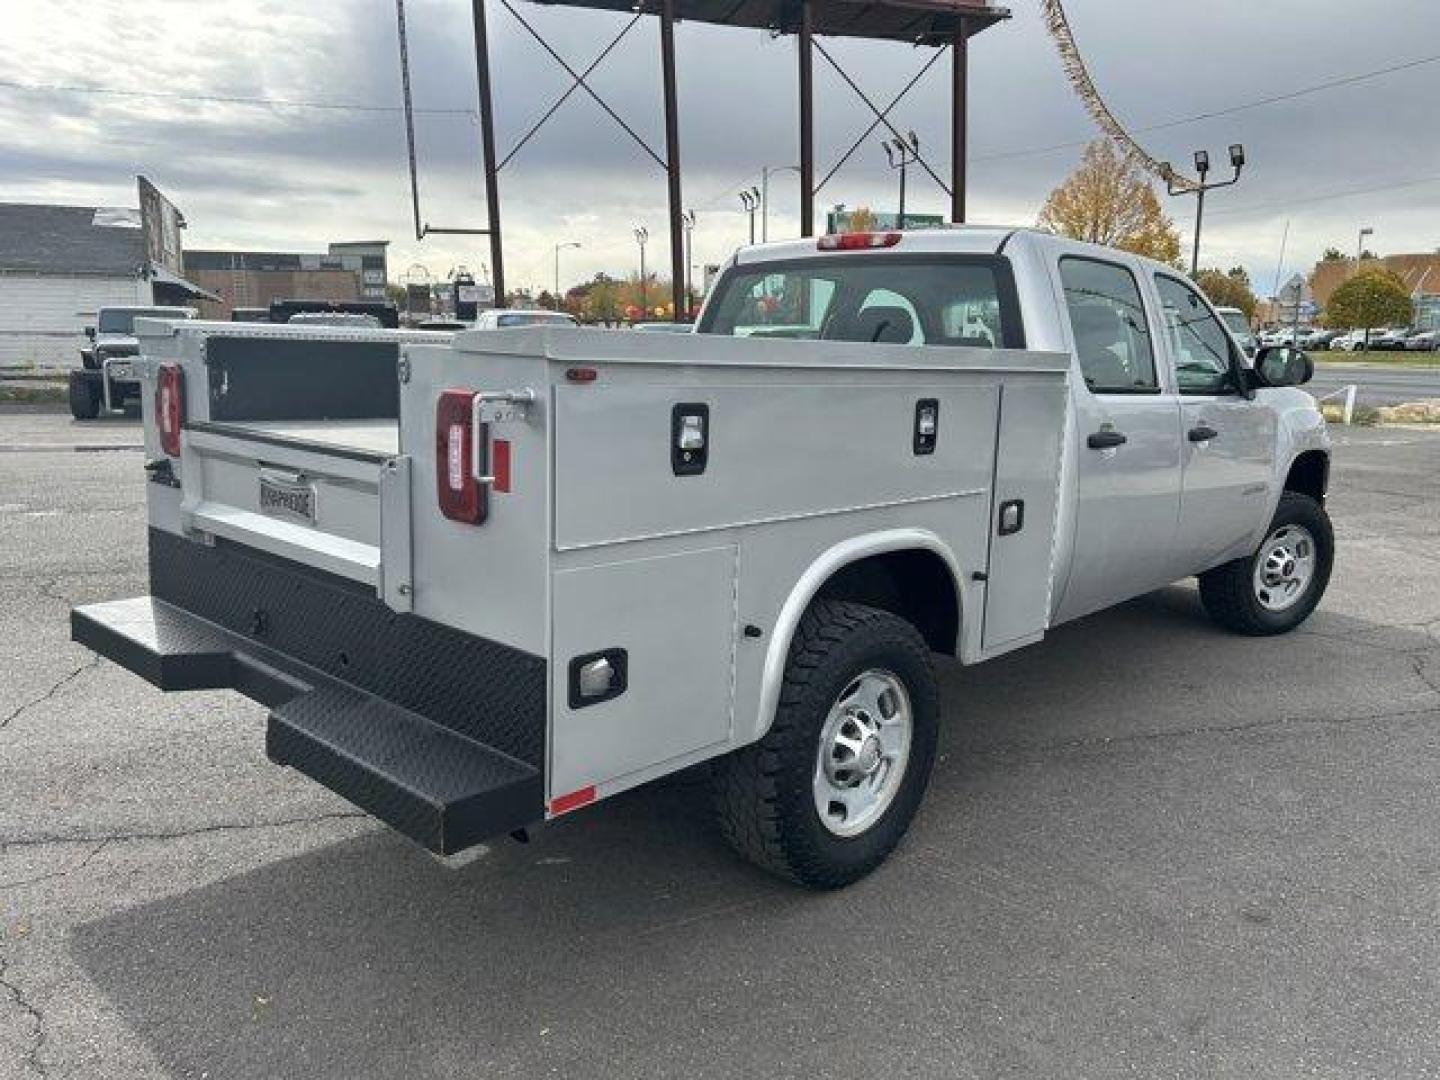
[0,273,149,369]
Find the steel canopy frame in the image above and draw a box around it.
[398,0,1009,318]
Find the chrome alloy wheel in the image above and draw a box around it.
[1252,523,1318,612]
[812,669,912,838]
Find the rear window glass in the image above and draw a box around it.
[497,312,576,328]
[699,257,1018,347]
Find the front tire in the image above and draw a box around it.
[713,599,939,889]
[1199,491,1333,635]
[68,371,100,420]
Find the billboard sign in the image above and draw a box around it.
[137,175,185,274]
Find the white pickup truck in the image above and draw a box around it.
[72,228,1332,888]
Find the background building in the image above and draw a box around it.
[186,241,389,319]
[0,180,215,368]
[1311,252,1440,328]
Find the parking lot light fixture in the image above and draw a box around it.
[1165,143,1245,276]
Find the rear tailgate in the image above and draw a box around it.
[145,323,420,612]
[178,419,412,610]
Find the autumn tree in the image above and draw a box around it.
[844,207,878,233]
[1324,269,1412,346]
[1195,266,1258,319]
[1037,140,1182,264]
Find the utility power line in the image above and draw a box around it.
[1207,173,1440,218]
[0,78,474,116]
[975,51,1440,165]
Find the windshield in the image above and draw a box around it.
[496,312,576,328]
[97,308,189,334]
[699,256,1016,347]
[1219,311,1253,340]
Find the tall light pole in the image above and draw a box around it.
[761,165,800,243]
[1164,144,1245,276]
[553,241,580,311]
[633,226,649,317]
[738,187,759,245]
[1355,226,1374,270]
[680,209,696,319]
[882,131,920,229]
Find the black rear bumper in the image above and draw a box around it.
[71,530,547,855]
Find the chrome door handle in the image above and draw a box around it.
[1086,430,1127,449]
[1188,425,1218,442]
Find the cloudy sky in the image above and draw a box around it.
[5,0,1438,297]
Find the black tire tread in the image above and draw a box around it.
[68,371,100,420]
[713,599,936,888]
[1199,491,1333,636]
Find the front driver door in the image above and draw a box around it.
[1153,274,1276,572]
[1053,255,1183,623]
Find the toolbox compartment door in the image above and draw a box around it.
[979,381,1068,654]
[550,545,738,798]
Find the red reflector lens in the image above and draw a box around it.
[817,231,903,251]
[491,438,512,494]
[550,785,596,816]
[435,390,487,524]
[156,363,183,457]
[565,367,597,383]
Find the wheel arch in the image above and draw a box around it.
[1284,448,1329,503]
[751,529,964,745]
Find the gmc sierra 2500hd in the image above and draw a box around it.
[72,228,1331,888]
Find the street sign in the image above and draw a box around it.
[825,210,945,234]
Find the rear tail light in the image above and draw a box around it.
[156,363,183,457]
[817,231,902,251]
[436,390,487,524]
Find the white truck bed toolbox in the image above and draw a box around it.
[72,529,546,853]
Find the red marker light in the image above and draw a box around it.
[817,231,903,251]
[435,390,487,524]
[156,363,183,457]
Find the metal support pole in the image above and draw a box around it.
[1190,185,1206,277]
[762,167,770,243]
[898,160,907,228]
[471,0,506,305]
[660,0,685,321]
[799,0,815,237]
[951,19,968,223]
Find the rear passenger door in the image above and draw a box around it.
[1153,274,1276,572]
[1053,256,1184,623]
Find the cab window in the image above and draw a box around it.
[700,257,1020,347]
[1154,275,1236,394]
[1058,257,1157,393]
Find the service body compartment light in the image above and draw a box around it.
[156,363,184,458]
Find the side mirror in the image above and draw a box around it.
[1254,345,1313,387]
[84,326,96,340]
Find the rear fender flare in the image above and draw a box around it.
[749,528,963,745]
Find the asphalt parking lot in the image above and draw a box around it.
[2,409,1438,1079]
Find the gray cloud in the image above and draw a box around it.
[5,0,1438,294]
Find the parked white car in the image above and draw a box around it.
[473,309,578,329]
[73,228,1332,888]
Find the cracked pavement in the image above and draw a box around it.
[1,410,1438,1079]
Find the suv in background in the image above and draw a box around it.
[71,305,196,419]
[1215,307,1257,357]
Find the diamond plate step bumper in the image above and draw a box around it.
[72,595,543,854]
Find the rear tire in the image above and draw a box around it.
[68,371,100,420]
[1199,491,1333,635]
[713,599,939,889]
